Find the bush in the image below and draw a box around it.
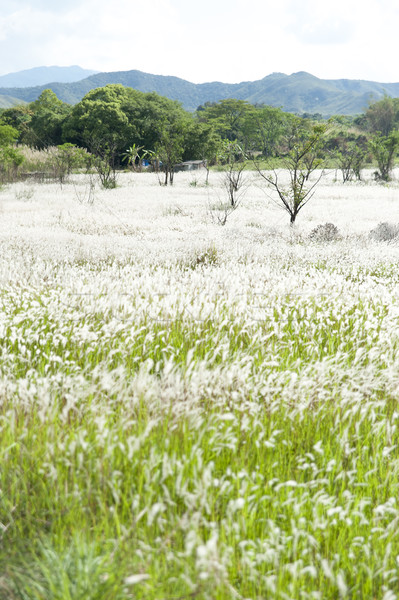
[0,146,24,183]
[0,122,24,183]
[369,222,399,242]
[309,223,341,242]
[13,145,92,184]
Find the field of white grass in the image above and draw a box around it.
[1,168,399,599]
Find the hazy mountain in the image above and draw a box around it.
[0,66,99,88]
[0,94,26,109]
[1,69,399,115]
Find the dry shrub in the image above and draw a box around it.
[309,223,341,243]
[369,222,399,242]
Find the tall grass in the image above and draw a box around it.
[1,171,399,598]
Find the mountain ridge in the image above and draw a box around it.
[1,68,398,115]
[0,66,99,88]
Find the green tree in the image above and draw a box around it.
[332,133,367,182]
[197,100,292,158]
[63,85,191,186]
[63,84,144,187]
[48,143,91,184]
[0,122,18,147]
[197,99,257,145]
[121,91,179,153]
[0,122,24,183]
[254,118,328,225]
[183,121,221,183]
[369,131,399,181]
[0,105,32,143]
[63,84,136,158]
[365,96,399,136]
[26,89,71,149]
[154,109,190,185]
[247,105,290,157]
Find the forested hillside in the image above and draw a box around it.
[1,69,399,114]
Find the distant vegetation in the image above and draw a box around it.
[0,85,398,195]
[1,69,399,114]
[0,94,26,109]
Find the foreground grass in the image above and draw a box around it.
[1,172,399,598]
[2,382,399,599]
[1,258,399,599]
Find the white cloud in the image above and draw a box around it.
[0,0,397,84]
[284,13,355,45]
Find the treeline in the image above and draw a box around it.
[1,84,399,186]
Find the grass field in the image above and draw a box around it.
[1,168,399,599]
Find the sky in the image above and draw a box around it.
[0,0,398,83]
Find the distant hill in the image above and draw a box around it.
[0,94,26,109]
[1,69,399,115]
[0,66,99,88]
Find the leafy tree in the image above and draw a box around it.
[360,96,399,181]
[365,96,399,136]
[197,99,257,145]
[0,122,24,183]
[57,143,89,171]
[154,109,190,185]
[0,122,19,147]
[49,143,91,184]
[63,84,145,187]
[218,139,248,208]
[122,91,180,153]
[0,105,32,143]
[247,105,291,157]
[254,118,328,224]
[332,133,367,182]
[329,114,357,127]
[25,89,71,149]
[63,84,136,159]
[183,121,220,161]
[369,131,399,181]
[63,85,191,185]
[197,100,292,158]
[183,121,222,183]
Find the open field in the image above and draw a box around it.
[1,169,399,599]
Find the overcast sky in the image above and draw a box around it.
[0,0,398,83]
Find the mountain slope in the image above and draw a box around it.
[0,66,99,88]
[0,94,27,109]
[0,69,398,115]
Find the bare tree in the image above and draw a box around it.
[254,119,328,225]
[87,136,118,189]
[219,139,248,208]
[209,200,241,226]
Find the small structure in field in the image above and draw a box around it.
[174,160,207,173]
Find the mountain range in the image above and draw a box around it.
[0,66,98,88]
[0,66,399,115]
